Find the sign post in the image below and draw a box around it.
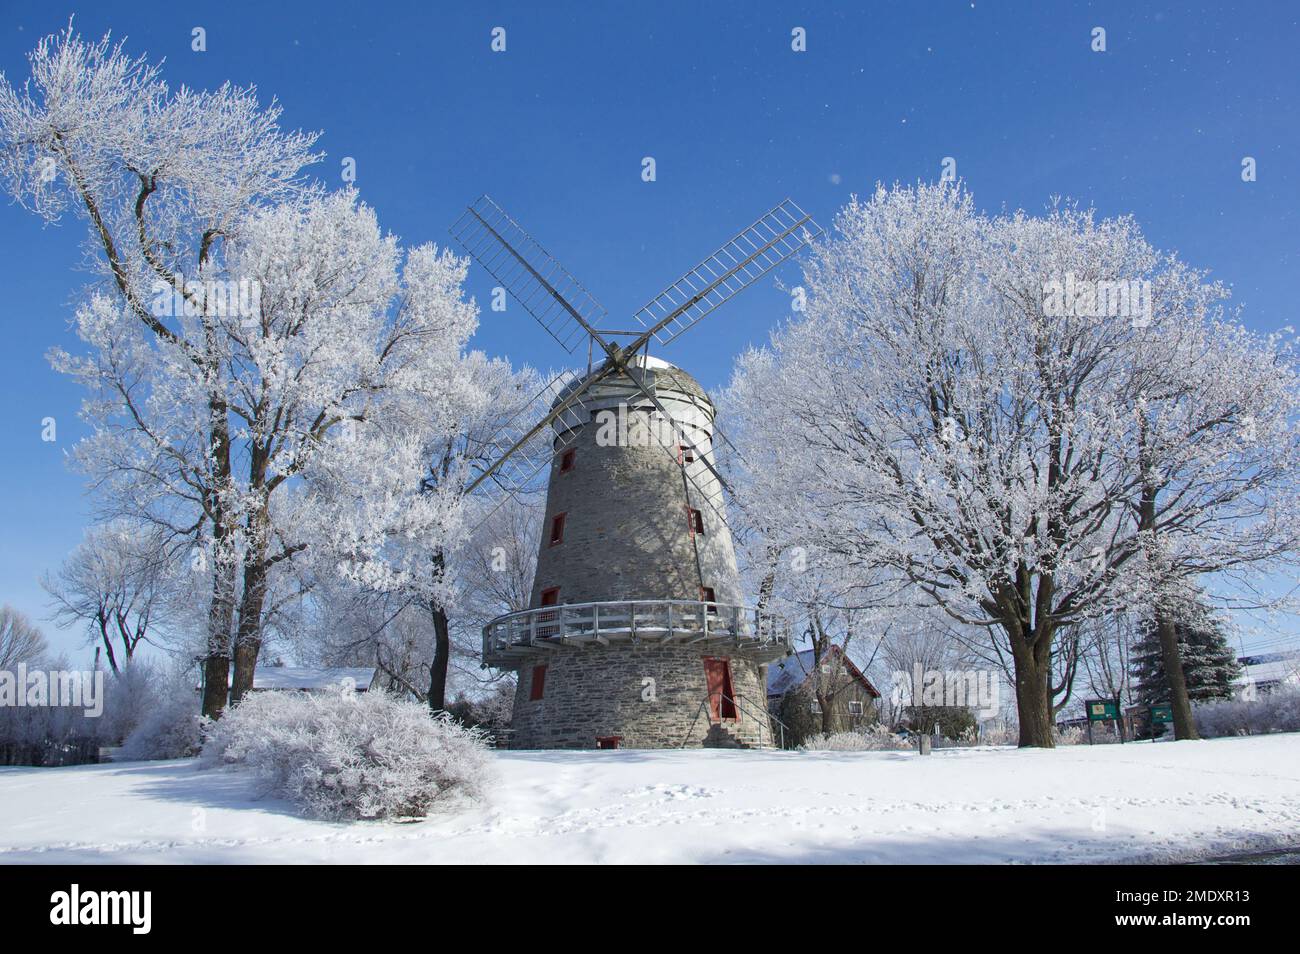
[1084,699,1121,745]
[1148,704,1174,741]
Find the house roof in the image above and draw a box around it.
[1234,651,1300,689]
[249,667,377,691]
[766,647,881,699]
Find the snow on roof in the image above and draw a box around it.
[1234,651,1300,689]
[766,648,881,699]
[767,649,818,696]
[621,354,677,371]
[250,667,377,691]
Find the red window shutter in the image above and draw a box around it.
[550,512,566,545]
[540,587,560,606]
[530,665,547,701]
[560,448,576,473]
[687,507,703,536]
[678,443,695,464]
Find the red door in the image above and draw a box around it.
[703,657,737,722]
[538,587,560,637]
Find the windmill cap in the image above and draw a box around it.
[549,353,715,411]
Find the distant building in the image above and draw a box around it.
[766,646,881,741]
[201,666,379,701]
[1234,651,1300,697]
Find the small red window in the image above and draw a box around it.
[560,448,576,473]
[678,443,696,464]
[550,512,567,545]
[701,586,718,613]
[540,587,560,606]
[687,507,704,536]
[530,665,547,701]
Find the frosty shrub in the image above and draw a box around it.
[801,725,911,751]
[118,672,208,761]
[1052,725,1087,746]
[1194,688,1300,738]
[201,686,492,820]
[974,722,1019,746]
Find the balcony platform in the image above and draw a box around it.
[482,599,792,667]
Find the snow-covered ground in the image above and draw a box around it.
[2,734,1298,864]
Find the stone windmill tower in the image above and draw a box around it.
[450,196,820,749]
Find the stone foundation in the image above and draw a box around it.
[508,644,771,749]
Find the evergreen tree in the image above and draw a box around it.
[1131,604,1241,708]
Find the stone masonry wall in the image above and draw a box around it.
[509,644,770,749]
[529,362,743,607]
[499,359,783,749]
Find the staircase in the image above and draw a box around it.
[702,723,750,749]
[682,690,790,749]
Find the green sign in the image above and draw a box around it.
[1086,699,1120,721]
[1149,704,1174,724]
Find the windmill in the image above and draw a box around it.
[451,195,821,749]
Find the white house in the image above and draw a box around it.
[1234,651,1300,697]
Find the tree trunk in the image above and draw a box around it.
[200,392,236,720]
[1136,435,1199,742]
[201,651,230,719]
[754,544,780,616]
[230,542,270,706]
[201,564,235,722]
[1155,614,1199,740]
[427,602,450,714]
[95,611,120,676]
[426,549,450,714]
[229,637,259,705]
[1013,641,1055,748]
[201,552,236,720]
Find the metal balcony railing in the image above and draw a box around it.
[680,690,790,750]
[482,598,792,665]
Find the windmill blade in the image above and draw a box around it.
[631,198,822,346]
[664,423,730,531]
[706,417,746,465]
[613,369,731,526]
[450,195,608,353]
[463,361,622,497]
[466,371,598,498]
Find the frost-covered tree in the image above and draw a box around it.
[0,28,483,717]
[1116,310,1300,738]
[0,605,48,669]
[1078,611,1140,716]
[279,416,540,713]
[724,182,1300,747]
[1131,594,1241,710]
[720,389,899,732]
[42,521,181,674]
[315,355,542,711]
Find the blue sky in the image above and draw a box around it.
[1,1,1297,660]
